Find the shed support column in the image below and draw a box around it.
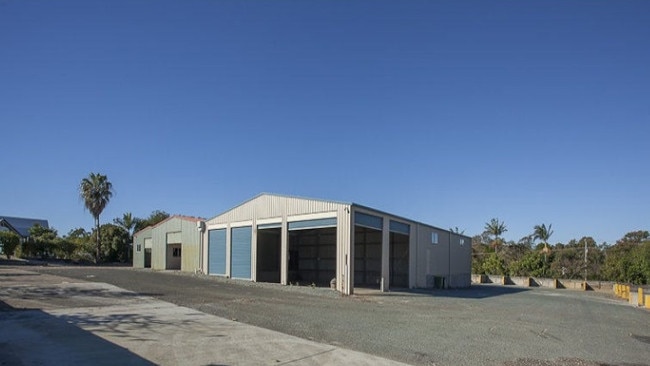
[225,226,232,278]
[409,225,417,289]
[381,217,390,292]
[346,214,354,295]
[280,220,288,285]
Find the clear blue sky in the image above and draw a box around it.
[1,0,648,245]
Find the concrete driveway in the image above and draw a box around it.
[0,267,408,366]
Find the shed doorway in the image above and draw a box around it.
[354,226,382,288]
[256,226,281,283]
[354,212,383,289]
[288,218,336,287]
[390,232,409,288]
[144,237,152,268]
[144,249,151,268]
[166,244,181,270]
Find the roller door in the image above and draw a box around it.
[288,217,336,231]
[231,226,252,279]
[208,229,226,275]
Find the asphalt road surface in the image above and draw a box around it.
[17,265,650,366]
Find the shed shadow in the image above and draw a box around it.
[0,299,155,365]
[354,284,529,299]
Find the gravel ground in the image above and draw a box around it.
[13,264,650,366]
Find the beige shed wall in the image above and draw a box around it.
[201,194,471,293]
[132,227,152,269]
[414,224,472,288]
[203,195,352,293]
[150,217,200,272]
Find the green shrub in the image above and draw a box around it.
[0,231,21,259]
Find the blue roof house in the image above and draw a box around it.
[0,216,50,239]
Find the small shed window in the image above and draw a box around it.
[431,232,439,244]
[136,244,142,252]
[460,238,465,246]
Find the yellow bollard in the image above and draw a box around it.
[616,284,620,297]
[639,288,644,307]
[627,286,632,301]
[645,294,650,309]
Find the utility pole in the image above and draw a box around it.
[584,239,588,283]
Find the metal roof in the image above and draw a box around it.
[0,216,49,238]
[207,193,472,240]
[132,215,204,237]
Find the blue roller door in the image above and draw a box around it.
[231,226,252,279]
[208,229,226,275]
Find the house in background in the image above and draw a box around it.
[133,215,203,271]
[0,216,49,241]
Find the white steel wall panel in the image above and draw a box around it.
[206,194,349,226]
[133,227,153,268]
[149,217,200,272]
[200,193,471,293]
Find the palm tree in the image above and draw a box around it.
[533,223,554,276]
[485,218,508,253]
[114,212,137,235]
[533,223,553,253]
[114,212,138,262]
[80,173,113,263]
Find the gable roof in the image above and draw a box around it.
[207,193,472,240]
[133,215,204,237]
[0,216,49,238]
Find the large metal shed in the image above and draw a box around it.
[133,216,202,272]
[200,193,471,295]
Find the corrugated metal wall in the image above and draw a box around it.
[132,227,152,268]
[203,194,353,293]
[414,224,472,289]
[449,232,472,287]
[150,217,200,272]
[206,194,348,225]
[179,219,200,272]
[200,194,471,293]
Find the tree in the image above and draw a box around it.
[114,212,137,236]
[114,212,138,262]
[482,253,506,275]
[484,218,507,253]
[450,227,465,235]
[509,251,546,277]
[0,231,20,259]
[93,223,130,262]
[533,223,554,252]
[23,224,58,259]
[64,228,93,262]
[602,231,650,284]
[533,223,554,276]
[134,210,170,232]
[79,172,113,263]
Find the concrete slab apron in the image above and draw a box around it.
[0,268,408,366]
